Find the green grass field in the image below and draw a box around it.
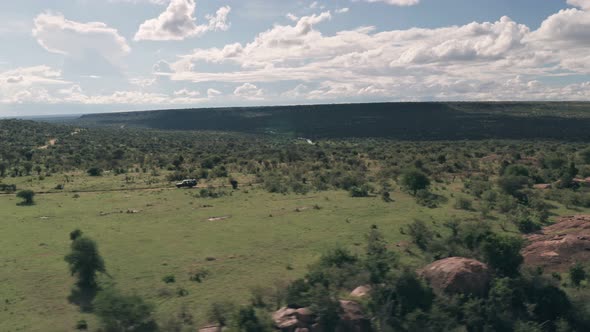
[1,174,587,332]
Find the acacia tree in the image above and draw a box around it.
[400,169,430,195]
[65,234,106,289]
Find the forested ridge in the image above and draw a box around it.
[75,102,590,140]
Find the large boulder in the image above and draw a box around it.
[420,257,491,296]
[273,307,299,332]
[522,215,590,272]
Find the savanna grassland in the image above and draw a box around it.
[2,103,590,332]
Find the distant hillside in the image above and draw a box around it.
[76,102,590,140]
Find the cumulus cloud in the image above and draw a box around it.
[157,5,590,102]
[0,66,69,104]
[567,0,590,10]
[233,83,264,100]
[32,12,130,62]
[134,0,231,41]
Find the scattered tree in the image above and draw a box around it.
[400,169,430,195]
[16,190,35,205]
[64,236,106,289]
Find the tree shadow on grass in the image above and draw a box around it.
[68,286,98,312]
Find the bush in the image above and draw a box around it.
[569,263,587,287]
[406,219,434,250]
[349,185,370,197]
[190,269,210,283]
[481,234,524,277]
[0,183,17,193]
[86,167,103,177]
[415,189,442,208]
[75,320,88,330]
[16,190,35,205]
[207,301,236,327]
[454,197,473,210]
[162,275,176,284]
[93,288,156,332]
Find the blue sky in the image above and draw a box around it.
[0,0,589,115]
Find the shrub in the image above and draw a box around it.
[481,234,524,277]
[0,183,17,193]
[454,197,473,210]
[569,263,587,287]
[162,275,176,284]
[190,269,210,283]
[93,288,156,332]
[75,320,88,330]
[349,185,370,197]
[16,190,35,205]
[415,189,441,208]
[86,167,103,177]
[207,301,236,327]
[406,219,434,250]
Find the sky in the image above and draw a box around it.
[0,0,589,116]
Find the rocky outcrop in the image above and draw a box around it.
[199,325,221,332]
[273,307,299,331]
[273,300,370,332]
[350,285,371,299]
[420,257,491,296]
[522,215,590,272]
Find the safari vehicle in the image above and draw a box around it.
[176,179,198,188]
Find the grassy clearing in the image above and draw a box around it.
[1,176,587,332]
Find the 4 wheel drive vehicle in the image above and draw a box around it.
[176,179,198,188]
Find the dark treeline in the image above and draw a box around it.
[74,102,590,140]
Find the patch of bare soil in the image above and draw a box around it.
[38,138,57,150]
[522,215,590,272]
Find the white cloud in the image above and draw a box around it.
[129,77,157,87]
[361,0,420,6]
[233,83,264,100]
[134,0,231,41]
[207,88,221,98]
[174,88,200,97]
[567,0,590,10]
[32,13,130,62]
[336,8,350,14]
[109,0,169,4]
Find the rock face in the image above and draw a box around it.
[273,300,370,332]
[420,257,491,296]
[522,215,590,272]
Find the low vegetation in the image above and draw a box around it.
[1,113,590,331]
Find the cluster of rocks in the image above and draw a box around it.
[273,288,371,332]
[202,216,590,332]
